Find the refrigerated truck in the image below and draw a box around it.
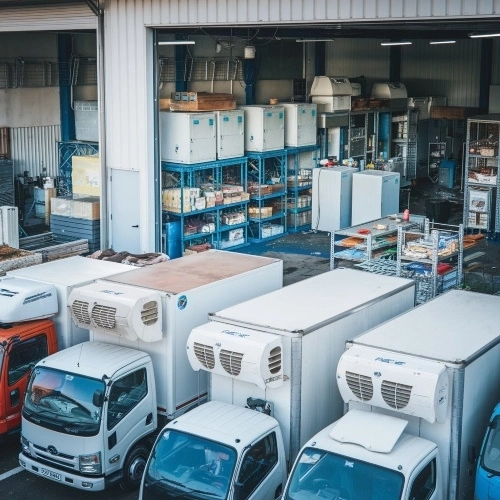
[19,250,283,491]
[139,268,416,500]
[0,257,135,441]
[283,289,500,500]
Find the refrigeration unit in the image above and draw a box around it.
[371,82,408,110]
[311,166,358,232]
[310,76,353,113]
[238,105,284,152]
[0,206,19,248]
[215,109,244,159]
[287,148,319,170]
[351,170,400,225]
[281,102,318,147]
[160,111,216,164]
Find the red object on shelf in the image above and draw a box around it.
[357,228,371,234]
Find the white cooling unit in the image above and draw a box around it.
[187,321,284,390]
[0,276,58,322]
[68,281,163,342]
[0,206,19,249]
[336,345,449,424]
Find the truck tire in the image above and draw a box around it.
[119,443,149,491]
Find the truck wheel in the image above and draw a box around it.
[119,443,149,491]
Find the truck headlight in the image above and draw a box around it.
[79,452,102,475]
[20,435,31,456]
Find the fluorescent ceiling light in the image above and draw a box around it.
[468,32,500,38]
[159,40,195,45]
[296,38,334,43]
[381,41,412,46]
[429,40,456,45]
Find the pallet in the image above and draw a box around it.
[169,92,236,111]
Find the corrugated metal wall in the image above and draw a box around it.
[138,0,500,26]
[0,4,96,32]
[10,125,60,178]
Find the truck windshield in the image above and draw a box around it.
[480,415,500,475]
[284,447,404,500]
[23,366,104,437]
[142,429,236,500]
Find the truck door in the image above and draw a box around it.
[406,457,438,500]
[104,367,155,477]
[235,432,284,500]
[3,334,49,435]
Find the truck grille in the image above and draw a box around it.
[381,380,412,409]
[345,371,373,401]
[220,350,243,376]
[193,342,215,369]
[71,300,91,324]
[141,300,159,325]
[268,346,282,374]
[32,443,76,471]
[91,304,116,329]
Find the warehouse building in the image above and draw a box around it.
[0,0,499,260]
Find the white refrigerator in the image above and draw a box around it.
[311,166,358,231]
[215,110,245,159]
[239,105,284,152]
[351,170,400,225]
[282,102,317,147]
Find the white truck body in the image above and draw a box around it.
[7,256,133,348]
[19,250,283,491]
[284,289,500,500]
[139,269,416,500]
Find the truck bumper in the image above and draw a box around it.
[19,452,105,491]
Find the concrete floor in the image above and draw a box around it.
[240,176,500,293]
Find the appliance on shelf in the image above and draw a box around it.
[310,76,353,113]
[214,109,245,160]
[371,82,408,110]
[281,103,318,147]
[238,105,285,152]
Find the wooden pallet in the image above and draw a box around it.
[170,92,236,111]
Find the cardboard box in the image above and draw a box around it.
[51,196,100,220]
[72,155,100,196]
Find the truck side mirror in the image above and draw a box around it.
[93,389,104,408]
[233,481,244,500]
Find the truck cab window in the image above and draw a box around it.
[237,433,278,498]
[107,368,147,430]
[409,458,436,500]
[8,335,48,386]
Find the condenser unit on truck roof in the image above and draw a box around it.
[187,320,283,390]
[337,345,449,424]
[0,276,58,322]
[68,281,162,342]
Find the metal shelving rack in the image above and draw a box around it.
[161,157,249,254]
[463,114,500,234]
[396,222,464,302]
[58,141,99,197]
[285,145,319,232]
[246,150,288,242]
[389,108,418,185]
[330,215,425,270]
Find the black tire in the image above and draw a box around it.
[119,443,150,491]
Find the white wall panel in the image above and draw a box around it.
[10,125,60,178]
[136,0,500,26]
[0,4,96,32]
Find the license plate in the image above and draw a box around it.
[40,468,61,481]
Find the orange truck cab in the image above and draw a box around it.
[0,276,59,441]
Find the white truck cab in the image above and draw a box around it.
[20,341,156,490]
[140,401,287,500]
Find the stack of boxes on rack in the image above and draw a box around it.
[160,92,319,255]
[50,154,101,254]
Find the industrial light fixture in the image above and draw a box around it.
[158,40,195,45]
[429,40,456,45]
[468,32,500,38]
[380,40,412,46]
[296,38,334,43]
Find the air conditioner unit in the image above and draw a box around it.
[0,206,19,248]
[68,281,163,342]
[336,345,449,424]
[187,321,284,389]
[0,276,58,322]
